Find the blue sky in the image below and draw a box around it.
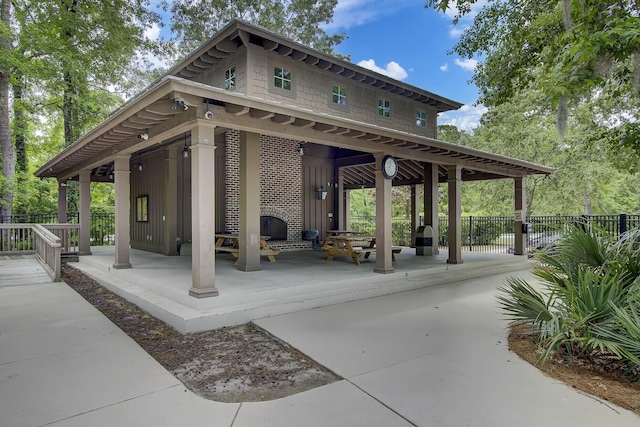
[148,1,486,131]
[325,0,486,131]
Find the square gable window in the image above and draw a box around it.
[378,98,390,118]
[224,66,236,90]
[416,110,426,127]
[332,84,347,105]
[274,66,292,90]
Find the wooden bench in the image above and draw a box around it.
[323,245,402,265]
[361,246,402,262]
[215,246,281,265]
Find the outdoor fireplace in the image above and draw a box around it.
[260,216,287,241]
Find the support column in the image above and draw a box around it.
[164,146,179,256]
[345,190,351,230]
[374,153,394,274]
[113,155,132,268]
[447,165,463,264]
[189,124,218,298]
[424,162,440,255]
[78,170,91,256]
[410,184,419,247]
[514,177,527,256]
[338,168,345,230]
[57,180,67,223]
[237,130,261,272]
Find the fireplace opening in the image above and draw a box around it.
[260,216,287,240]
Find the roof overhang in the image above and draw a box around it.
[35,76,554,184]
[167,20,463,113]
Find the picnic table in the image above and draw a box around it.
[215,234,281,264]
[322,234,401,265]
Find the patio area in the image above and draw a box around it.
[72,246,532,333]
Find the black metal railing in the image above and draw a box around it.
[350,213,640,253]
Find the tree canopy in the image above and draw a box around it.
[426,0,640,156]
[163,0,346,57]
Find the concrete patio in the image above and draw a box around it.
[1,256,638,426]
[73,246,531,332]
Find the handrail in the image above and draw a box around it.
[33,225,62,282]
[0,223,62,282]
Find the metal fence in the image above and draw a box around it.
[351,213,640,253]
[2,212,638,252]
[0,212,115,246]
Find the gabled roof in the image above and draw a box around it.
[167,20,462,113]
[34,21,553,183]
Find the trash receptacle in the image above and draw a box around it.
[415,225,434,256]
[302,229,319,249]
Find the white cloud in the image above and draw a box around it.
[357,59,408,80]
[448,25,468,38]
[144,23,161,41]
[440,63,449,72]
[454,58,478,71]
[438,103,488,132]
[137,23,171,71]
[327,0,414,30]
[443,0,489,21]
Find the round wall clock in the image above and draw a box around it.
[381,155,398,179]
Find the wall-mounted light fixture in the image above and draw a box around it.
[204,100,213,119]
[137,154,144,171]
[328,180,338,188]
[181,132,190,158]
[138,129,149,140]
[297,141,306,156]
[172,100,188,111]
[316,185,328,200]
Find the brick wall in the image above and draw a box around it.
[224,130,303,241]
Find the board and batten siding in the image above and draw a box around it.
[303,154,335,239]
[130,138,226,254]
[130,150,167,253]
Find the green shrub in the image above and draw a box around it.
[498,221,640,379]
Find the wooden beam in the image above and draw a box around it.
[353,72,367,81]
[250,109,275,120]
[271,113,295,125]
[226,104,250,116]
[341,69,355,78]
[217,39,238,53]
[313,123,337,132]
[316,59,331,70]
[304,55,319,65]
[263,39,278,51]
[292,118,315,128]
[277,45,293,56]
[199,52,219,64]
[291,50,307,61]
[329,64,344,74]
[237,30,250,46]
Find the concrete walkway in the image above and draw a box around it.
[1,257,638,426]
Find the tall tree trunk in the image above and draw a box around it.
[583,198,592,215]
[13,83,26,173]
[0,0,14,220]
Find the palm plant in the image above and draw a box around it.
[498,220,640,379]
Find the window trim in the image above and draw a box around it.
[331,83,347,106]
[378,98,391,118]
[274,66,292,91]
[415,109,426,128]
[224,66,236,91]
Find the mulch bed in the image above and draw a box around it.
[61,264,341,402]
[508,324,640,415]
